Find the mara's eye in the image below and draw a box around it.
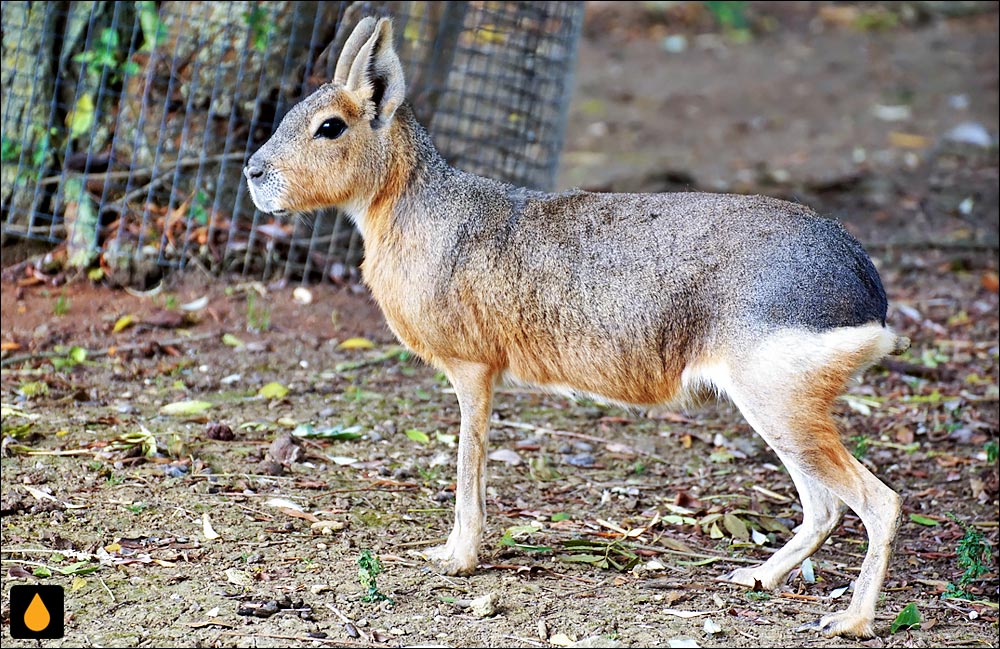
[314,118,347,140]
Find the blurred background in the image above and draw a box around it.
[560,1,998,258]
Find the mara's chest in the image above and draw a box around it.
[361,245,505,369]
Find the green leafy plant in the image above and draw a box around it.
[497,525,640,572]
[3,125,54,182]
[744,591,771,602]
[558,539,640,572]
[30,128,52,170]
[109,428,159,457]
[27,560,99,578]
[1,135,21,162]
[851,434,870,460]
[137,1,167,51]
[704,1,751,42]
[245,291,271,332]
[17,381,49,399]
[357,550,393,603]
[890,602,921,633]
[499,524,552,553]
[984,439,998,464]
[189,189,211,225]
[51,346,87,371]
[854,7,899,31]
[244,6,274,53]
[0,405,39,438]
[53,291,70,316]
[415,463,441,483]
[73,27,139,82]
[942,514,991,598]
[105,472,126,486]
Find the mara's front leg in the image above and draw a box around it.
[423,361,496,575]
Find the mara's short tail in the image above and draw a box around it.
[890,335,911,356]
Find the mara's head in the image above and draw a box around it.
[244,17,405,217]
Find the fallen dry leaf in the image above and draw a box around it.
[888,131,929,149]
[982,271,999,293]
[202,512,220,540]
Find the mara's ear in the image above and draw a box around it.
[333,16,378,86]
[343,18,405,128]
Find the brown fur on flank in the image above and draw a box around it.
[244,17,909,638]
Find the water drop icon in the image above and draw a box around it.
[24,592,51,632]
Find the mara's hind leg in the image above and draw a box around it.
[723,459,844,590]
[713,326,902,637]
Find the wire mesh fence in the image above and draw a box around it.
[1,1,583,286]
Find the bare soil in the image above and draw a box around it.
[2,3,998,648]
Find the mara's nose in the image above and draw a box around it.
[245,164,264,180]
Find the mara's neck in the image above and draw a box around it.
[346,103,453,241]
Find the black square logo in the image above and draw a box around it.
[9,584,64,639]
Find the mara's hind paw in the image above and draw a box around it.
[795,610,875,638]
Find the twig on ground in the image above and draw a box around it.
[98,575,116,603]
[325,602,371,643]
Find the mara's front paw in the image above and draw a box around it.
[795,610,875,638]
[718,566,782,591]
[422,542,478,576]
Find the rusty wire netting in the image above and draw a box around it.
[1,1,583,286]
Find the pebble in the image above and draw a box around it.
[945,122,992,148]
[564,453,596,468]
[662,34,688,53]
[164,465,188,478]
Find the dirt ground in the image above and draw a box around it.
[2,2,998,648]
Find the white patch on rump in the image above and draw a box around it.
[680,322,899,402]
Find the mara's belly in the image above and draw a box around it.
[503,339,689,406]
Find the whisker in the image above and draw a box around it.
[293,211,315,229]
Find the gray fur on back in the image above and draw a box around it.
[391,115,887,356]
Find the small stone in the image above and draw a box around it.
[469,592,498,618]
[662,34,687,53]
[164,464,188,478]
[205,422,235,441]
[564,453,595,468]
[872,104,911,121]
[488,448,523,465]
[572,635,622,648]
[310,520,346,533]
[266,433,302,465]
[945,121,992,148]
